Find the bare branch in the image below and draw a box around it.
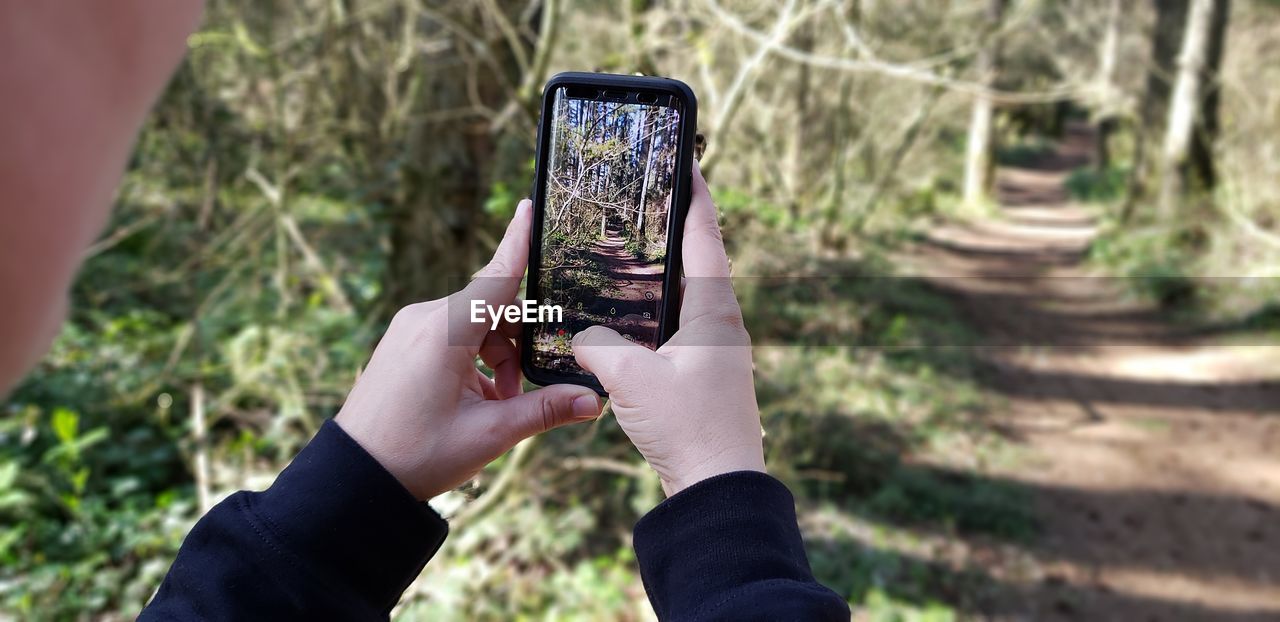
[706,0,1084,105]
[700,0,804,174]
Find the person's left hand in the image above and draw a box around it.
[335,199,602,500]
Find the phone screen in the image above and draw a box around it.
[530,87,684,378]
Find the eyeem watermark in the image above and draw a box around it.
[470,299,563,330]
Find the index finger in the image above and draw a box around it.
[682,164,731,279]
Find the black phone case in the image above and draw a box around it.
[521,72,698,396]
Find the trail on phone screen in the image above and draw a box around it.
[582,225,662,340]
[909,122,1280,620]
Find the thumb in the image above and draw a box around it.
[449,199,533,346]
[480,384,602,443]
[571,325,667,391]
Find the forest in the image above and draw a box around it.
[2,0,1278,620]
[532,93,680,374]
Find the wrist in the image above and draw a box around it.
[334,411,432,500]
[662,450,766,496]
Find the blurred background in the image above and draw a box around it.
[3,0,1279,619]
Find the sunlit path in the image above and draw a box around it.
[915,122,1280,621]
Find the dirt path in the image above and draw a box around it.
[915,123,1280,621]
[579,227,662,339]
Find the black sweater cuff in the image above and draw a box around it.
[633,471,848,621]
[247,419,448,613]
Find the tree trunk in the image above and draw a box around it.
[1188,0,1231,190]
[383,2,534,312]
[636,109,656,241]
[1095,0,1123,171]
[787,20,815,220]
[1123,0,1190,219]
[1097,118,1118,170]
[963,0,1006,208]
[1157,0,1226,215]
[1098,0,1122,96]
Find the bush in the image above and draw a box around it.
[623,235,648,260]
[1066,165,1129,203]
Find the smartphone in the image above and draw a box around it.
[522,72,698,395]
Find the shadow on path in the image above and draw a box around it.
[906,121,1280,620]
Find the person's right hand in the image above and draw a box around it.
[571,164,765,496]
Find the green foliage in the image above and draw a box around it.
[543,231,616,301]
[805,515,984,620]
[1066,165,1129,203]
[1089,224,1199,309]
[1229,303,1280,333]
[0,398,193,617]
[716,187,791,231]
[0,0,1122,617]
[1089,218,1280,330]
[623,235,648,260]
[995,135,1055,167]
[861,589,959,622]
[865,468,1036,541]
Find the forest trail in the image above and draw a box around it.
[581,226,662,339]
[916,122,1280,621]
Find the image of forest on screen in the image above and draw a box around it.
[531,89,682,376]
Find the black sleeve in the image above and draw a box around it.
[632,471,849,621]
[140,419,448,620]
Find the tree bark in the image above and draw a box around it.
[962,0,1006,208]
[636,108,656,240]
[1095,0,1123,171]
[787,20,815,220]
[1123,0,1190,219]
[1188,0,1230,189]
[1157,0,1228,215]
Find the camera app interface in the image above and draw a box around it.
[532,87,682,377]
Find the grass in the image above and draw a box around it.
[1066,165,1129,203]
[863,466,1037,541]
[727,229,1035,615]
[801,502,1007,620]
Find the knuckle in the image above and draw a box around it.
[712,309,746,331]
[607,351,649,384]
[693,223,724,245]
[391,302,428,326]
[718,306,745,326]
[480,256,513,279]
[389,301,446,342]
[691,313,749,347]
[535,396,558,433]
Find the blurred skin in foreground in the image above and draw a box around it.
[0,1,205,395]
[0,0,764,500]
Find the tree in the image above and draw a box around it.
[1094,0,1124,170]
[1124,0,1183,219]
[963,0,1007,208]
[1157,0,1231,215]
[786,20,817,220]
[384,1,544,312]
[635,107,656,240]
[1187,0,1231,190]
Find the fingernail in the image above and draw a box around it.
[515,199,531,217]
[572,394,601,420]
